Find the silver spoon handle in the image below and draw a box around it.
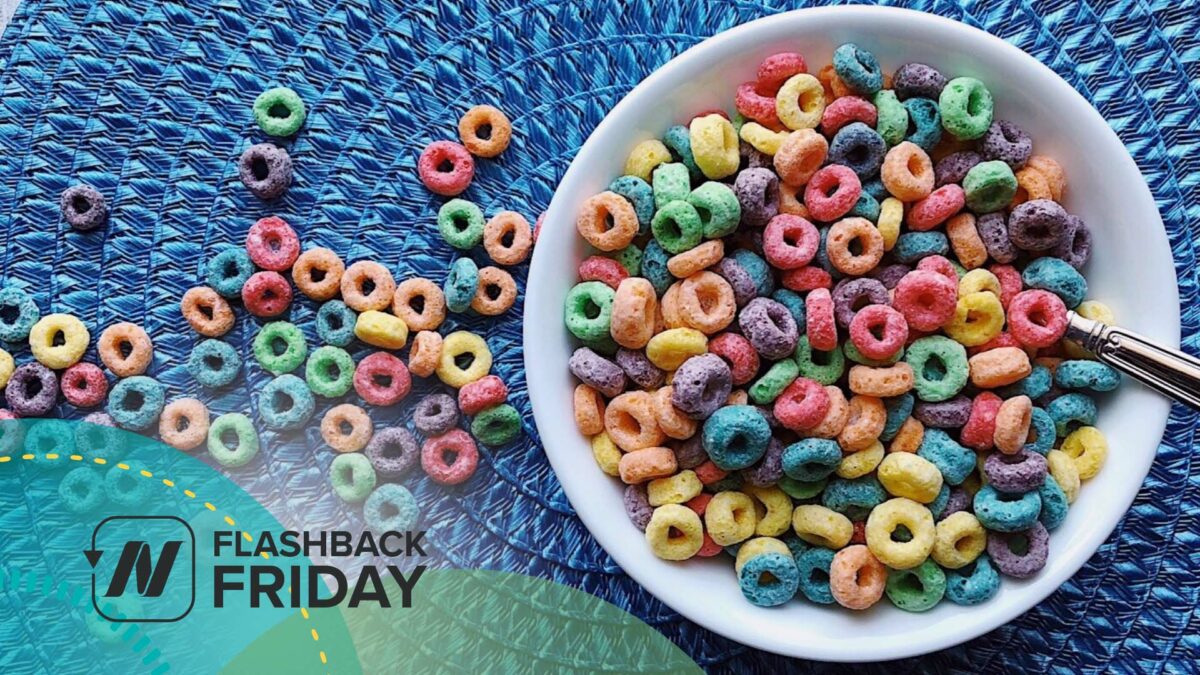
[1066,312,1200,411]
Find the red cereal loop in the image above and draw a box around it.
[989,264,1023,308]
[961,391,1002,450]
[708,332,761,386]
[762,214,820,270]
[421,429,480,485]
[458,374,508,416]
[756,52,807,93]
[774,377,831,431]
[417,141,475,197]
[735,81,782,128]
[1007,290,1068,349]
[691,108,729,122]
[578,255,629,290]
[849,305,909,360]
[696,531,725,557]
[353,352,412,406]
[60,362,108,407]
[533,211,546,243]
[245,216,300,271]
[968,331,1023,357]
[821,96,878,136]
[893,270,958,331]
[694,460,729,485]
[782,266,832,292]
[241,271,293,318]
[686,492,714,516]
[906,184,965,231]
[804,165,862,222]
[805,287,838,351]
[850,521,867,545]
[915,255,958,282]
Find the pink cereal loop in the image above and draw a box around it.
[735,81,782,128]
[1007,290,1068,349]
[805,287,838,351]
[961,391,1002,450]
[989,264,1023,308]
[245,216,300,271]
[821,96,878,136]
[708,332,760,386]
[774,377,831,431]
[906,184,965,231]
[762,214,820,270]
[417,140,475,197]
[756,52,807,93]
[915,255,958,282]
[803,164,862,222]
[782,265,832,292]
[459,374,508,416]
[579,255,629,289]
[849,305,909,360]
[893,270,958,332]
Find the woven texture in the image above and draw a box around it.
[1,0,1198,671]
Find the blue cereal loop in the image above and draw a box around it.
[0,287,40,342]
[206,247,255,299]
[929,483,951,519]
[918,428,975,485]
[832,43,884,96]
[364,483,419,532]
[702,405,771,471]
[822,476,887,518]
[187,339,242,388]
[782,438,842,482]
[828,122,887,179]
[1022,256,1088,308]
[795,547,836,604]
[902,97,943,151]
[973,485,1042,533]
[107,376,166,431]
[641,240,673,296]
[1038,475,1070,530]
[945,554,1001,606]
[609,175,655,235]
[861,177,888,201]
[444,257,480,313]
[662,124,702,182]
[1025,407,1056,455]
[849,191,881,222]
[258,374,316,430]
[316,300,357,347]
[882,394,915,441]
[1046,392,1098,436]
[771,288,806,327]
[1054,360,1121,392]
[105,460,155,508]
[893,231,949,263]
[731,249,774,296]
[999,364,1053,399]
[25,419,74,468]
[738,552,800,607]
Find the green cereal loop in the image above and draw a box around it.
[962,160,1018,213]
[207,413,260,468]
[305,345,355,398]
[950,260,968,279]
[794,336,845,385]
[471,403,522,446]
[651,200,703,254]
[329,453,377,503]
[904,336,969,402]
[779,476,827,500]
[564,281,615,343]
[873,90,908,146]
[687,182,741,239]
[582,333,620,357]
[886,560,947,612]
[252,321,308,375]
[844,339,904,367]
[938,77,993,140]
[253,86,306,137]
[749,358,800,405]
[437,198,486,250]
[731,112,747,136]
[651,162,692,210]
[610,244,642,276]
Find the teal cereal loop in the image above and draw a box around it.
[564,281,615,343]
[253,86,306,137]
[610,244,643,276]
[609,176,655,235]
[893,231,949,264]
[731,249,774,296]
[738,552,800,607]
[329,453,377,504]
[252,321,308,375]
[945,555,1000,605]
[1038,475,1070,530]
[1025,407,1056,455]
[1046,392,1097,436]
[833,43,883,96]
[938,77,993,140]
[702,405,771,470]
[849,192,881,223]
[963,160,1017,213]
[187,339,242,388]
[873,90,908,146]
[364,483,419,532]
[24,419,73,467]
[1022,257,1088,308]
[687,182,741,239]
[822,476,887,518]
[651,200,703,254]
[105,460,154,507]
[862,177,888,201]
[107,376,165,430]
[782,438,842,482]
[844,339,903,367]
[75,420,126,462]
[60,466,106,513]
[0,287,40,342]
[973,485,1041,532]
[207,412,260,467]
[795,547,836,604]
[1000,364,1053,399]
[886,559,946,612]
[771,289,806,327]
[749,358,799,405]
[641,240,673,295]
[206,247,255,298]
[917,428,975,485]
[779,476,827,500]
[1054,360,1120,392]
[471,403,522,446]
[258,374,316,430]
[652,162,692,210]
[438,199,486,250]
[0,419,24,455]
[444,257,480,313]
[306,345,355,398]
[316,300,357,347]
[794,336,845,385]
[663,124,702,181]
[882,394,915,441]
[902,98,942,152]
[929,483,951,519]
[904,336,968,402]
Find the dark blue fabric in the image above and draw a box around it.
[0,0,1197,671]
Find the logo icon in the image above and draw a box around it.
[87,516,195,622]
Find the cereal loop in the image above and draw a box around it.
[471,266,518,316]
[417,141,475,196]
[341,261,396,312]
[392,278,447,331]
[292,247,345,301]
[436,331,493,388]
[577,191,639,252]
[30,314,89,369]
[483,211,533,265]
[830,545,887,610]
[245,216,300,271]
[408,331,443,378]
[458,104,512,158]
[826,217,884,276]
[776,74,826,130]
[881,142,935,202]
[774,130,829,187]
[97,322,153,377]
[689,114,740,180]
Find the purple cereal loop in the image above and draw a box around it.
[892,63,947,101]
[987,522,1049,578]
[365,426,420,479]
[735,168,780,228]
[714,257,759,307]
[979,120,1032,170]
[983,449,1048,494]
[756,405,782,430]
[412,393,459,437]
[616,348,666,390]
[673,436,708,469]
[738,298,800,360]
[672,353,733,420]
[624,483,654,531]
[934,151,982,187]
[5,363,57,417]
[869,263,912,290]
[741,436,785,487]
[832,277,889,328]
[568,347,626,398]
[913,395,972,428]
[938,487,972,521]
[1008,199,1068,252]
[740,139,771,170]
[976,212,1017,264]
[1053,214,1092,270]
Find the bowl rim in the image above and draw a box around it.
[525,4,1179,662]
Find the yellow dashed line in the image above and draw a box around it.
[140,470,153,478]
[183,489,195,498]
[311,629,319,642]
[70,454,83,461]
[204,502,216,512]
[93,458,107,465]
[21,454,33,460]
[224,516,235,526]
[300,608,309,619]
[242,532,253,542]
[320,651,327,664]
[0,456,10,463]
[116,463,130,471]
[45,453,58,460]
[162,479,174,488]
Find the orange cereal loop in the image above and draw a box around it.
[830,544,887,610]
[660,282,688,329]
[727,390,748,406]
[610,278,658,349]
[968,346,1032,389]
[341,261,396,312]
[777,181,810,217]
[677,271,736,334]
[576,191,638,252]
[837,395,886,452]
[848,362,914,397]
[407,331,443,378]
[881,142,934,202]
[826,217,884,276]
[888,417,924,453]
[181,286,235,337]
[774,129,828,187]
[320,403,374,453]
[458,104,512,158]
[993,395,1032,455]
[97,322,153,377]
[1025,155,1065,201]
[605,390,666,451]
[803,386,849,439]
[667,240,724,279]
[946,213,988,270]
[618,446,678,484]
[392,278,447,331]
[483,211,533,266]
[470,266,517,316]
[574,383,606,435]
[1010,166,1053,208]
[292,247,345,301]
[817,64,851,100]
[653,386,698,440]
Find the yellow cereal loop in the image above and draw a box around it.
[647,470,702,506]
[29,313,89,369]
[775,73,826,130]
[591,432,622,477]
[1047,449,1081,503]
[931,511,986,569]
[353,310,409,350]
[865,497,935,569]
[743,485,793,537]
[645,504,704,560]
[734,537,791,575]
[877,452,944,503]
[0,349,13,389]
[944,291,1005,347]
[877,197,903,251]
[1060,426,1107,480]
[738,121,789,155]
[792,504,853,549]
[958,268,1001,299]
[436,330,492,388]
[689,114,739,180]
[1065,300,1115,358]
[705,490,757,546]
[645,327,707,371]
[836,440,885,479]
[623,139,672,182]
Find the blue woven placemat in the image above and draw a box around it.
[1,0,1198,671]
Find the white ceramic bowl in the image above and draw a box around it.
[524,6,1178,662]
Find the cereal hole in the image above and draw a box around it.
[484,283,501,301]
[203,355,224,371]
[923,358,947,381]
[251,156,270,181]
[359,278,376,296]
[23,377,43,398]
[175,416,191,433]
[51,330,65,347]
[118,339,133,359]
[410,294,426,314]
[0,304,18,323]
[440,448,459,466]
[891,524,913,542]
[475,123,493,140]
[272,391,294,413]
[268,103,291,119]
[122,390,146,411]
[271,337,288,356]
[199,303,214,320]
[500,229,515,248]
[309,268,327,283]
[338,420,354,436]
[72,195,93,214]
[1006,533,1030,556]
[116,473,137,493]
[437,159,455,173]
[380,502,399,519]
[454,353,475,371]
[371,373,393,388]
